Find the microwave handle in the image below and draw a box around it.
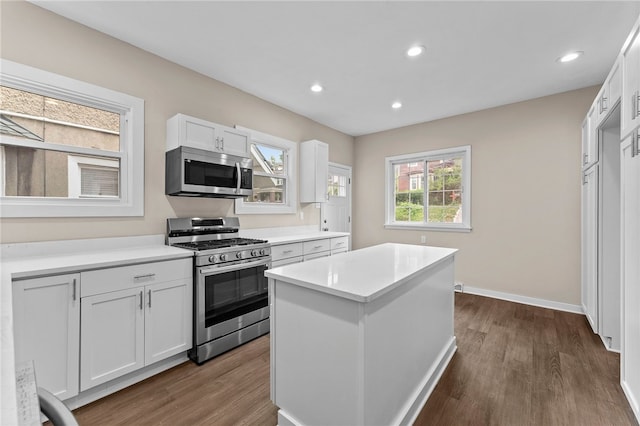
[235,162,241,193]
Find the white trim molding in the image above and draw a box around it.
[460,285,584,314]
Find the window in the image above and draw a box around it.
[0,59,144,217]
[385,145,471,231]
[328,173,347,197]
[234,127,297,214]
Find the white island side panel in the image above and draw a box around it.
[270,249,457,426]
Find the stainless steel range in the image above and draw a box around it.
[167,217,271,364]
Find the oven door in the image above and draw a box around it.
[195,257,270,346]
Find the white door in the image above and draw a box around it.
[621,133,640,418]
[13,274,80,400]
[581,164,599,333]
[321,163,352,235]
[145,279,192,365]
[80,287,145,391]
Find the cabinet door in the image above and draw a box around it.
[596,58,622,126]
[621,132,640,416]
[582,105,598,169]
[145,279,192,365]
[12,274,80,400]
[300,140,329,203]
[581,165,599,333]
[80,287,145,391]
[622,23,640,138]
[219,126,250,157]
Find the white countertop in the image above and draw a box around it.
[239,228,349,245]
[265,243,457,303]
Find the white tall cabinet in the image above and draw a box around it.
[12,274,80,400]
[582,13,640,423]
[621,131,640,419]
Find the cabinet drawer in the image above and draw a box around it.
[331,248,348,256]
[81,258,192,297]
[303,251,331,262]
[303,238,331,255]
[271,243,303,261]
[331,237,349,251]
[271,256,304,268]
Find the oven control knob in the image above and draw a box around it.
[219,254,227,262]
[208,255,216,263]
[251,249,258,256]
[259,249,266,256]
[236,252,242,259]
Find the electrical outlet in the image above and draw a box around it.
[454,282,464,292]
[420,235,426,244]
[300,211,304,220]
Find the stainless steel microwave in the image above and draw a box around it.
[165,146,253,198]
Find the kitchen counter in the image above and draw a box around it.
[240,227,349,245]
[267,243,457,426]
[0,235,192,425]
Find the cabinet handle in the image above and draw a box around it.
[282,250,293,254]
[335,242,344,246]
[215,137,219,149]
[633,91,640,120]
[148,289,152,308]
[600,96,607,113]
[72,278,77,301]
[139,291,143,310]
[583,153,588,165]
[313,245,324,249]
[134,273,155,281]
[221,137,224,150]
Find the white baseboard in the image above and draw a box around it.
[622,379,640,425]
[401,336,457,425]
[460,285,584,315]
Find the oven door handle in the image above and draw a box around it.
[199,258,270,275]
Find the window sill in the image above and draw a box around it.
[384,223,472,233]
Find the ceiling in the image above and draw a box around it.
[30,1,640,137]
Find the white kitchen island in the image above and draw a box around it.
[265,243,458,426]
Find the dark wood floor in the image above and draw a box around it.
[72,293,637,425]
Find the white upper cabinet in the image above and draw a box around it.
[582,105,598,169]
[622,18,640,138]
[299,139,329,203]
[166,113,250,157]
[596,56,622,127]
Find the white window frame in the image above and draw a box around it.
[234,126,297,214]
[67,155,120,199]
[0,59,144,217]
[385,145,471,232]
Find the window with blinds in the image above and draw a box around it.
[80,166,119,197]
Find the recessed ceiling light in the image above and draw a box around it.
[557,51,583,63]
[310,83,323,93]
[392,101,402,109]
[406,45,425,57]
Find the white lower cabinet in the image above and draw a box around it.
[80,287,145,390]
[581,164,599,332]
[80,259,192,391]
[621,131,640,419]
[12,273,80,400]
[271,235,350,265]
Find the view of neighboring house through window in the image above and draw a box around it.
[0,86,120,198]
[385,145,471,231]
[249,143,285,204]
[0,59,144,217]
[234,127,297,214]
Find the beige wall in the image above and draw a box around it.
[0,1,354,243]
[353,87,599,305]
